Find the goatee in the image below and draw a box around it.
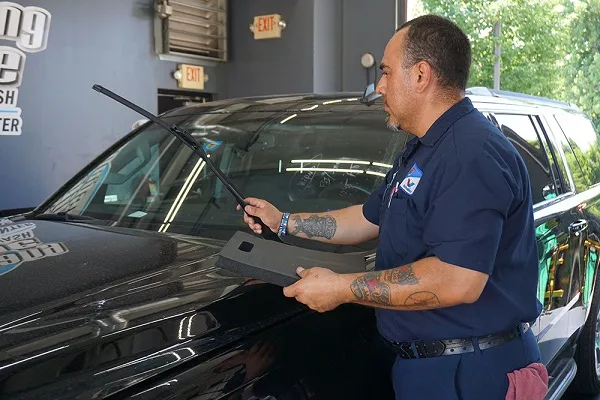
[386,115,400,132]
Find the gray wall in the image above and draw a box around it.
[0,0,219,210]
[313,0,342,93]
[341,0,399,92]
[223,0,402,98]
[224,0,316,99]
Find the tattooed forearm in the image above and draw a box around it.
[349,265,440,310]
[401,291,441,310]
[349,271,392,305]
[291,215,337,239]
[383,264,419,285]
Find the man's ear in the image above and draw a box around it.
[413,61,433,93]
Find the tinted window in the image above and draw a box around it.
[44,109,409,248]
[542,114,584,192]
[554,111,600,189]
[531,115,571,194]
[494,113,555,204]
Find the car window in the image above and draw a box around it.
[554,111,600,189]
[494,113,555,204]
[531,115,572,194]
[43,109,411,249]
[542,114,586,193]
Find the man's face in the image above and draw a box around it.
[376,29,417,132]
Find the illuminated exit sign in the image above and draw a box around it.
[176,64,205,90]
[252,14,283,40]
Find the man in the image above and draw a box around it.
[237,14,543,400]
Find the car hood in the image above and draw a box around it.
[0,219,304,398]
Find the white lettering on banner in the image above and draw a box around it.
[0,2,51,136]
[0,3,51,52]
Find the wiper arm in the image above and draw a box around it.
[92,84,283,244]
[31,212,98,222]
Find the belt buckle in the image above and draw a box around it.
[415,340,446,358]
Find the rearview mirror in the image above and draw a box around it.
[360,83,382,106]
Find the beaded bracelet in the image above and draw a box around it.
[278,212,291,237]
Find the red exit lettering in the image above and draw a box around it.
[257,15,276,32]
[185,66,201,82]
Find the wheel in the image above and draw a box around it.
[570,266,600,394]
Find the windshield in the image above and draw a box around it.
[42,105,410,248]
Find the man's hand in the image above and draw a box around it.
[282,258,489,313]
[283,267,348,312]
[236,197,283,234]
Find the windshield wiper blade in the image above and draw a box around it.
[92,84,283,244]
[31,212,98,222]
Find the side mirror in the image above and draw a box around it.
[132,119,149,130]
[360,83,382,106]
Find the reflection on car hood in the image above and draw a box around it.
[0,218,303,398]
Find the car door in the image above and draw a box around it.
[543,111,600,336]
[491,111,583,365]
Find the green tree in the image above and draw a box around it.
[564,0,600,131]
[419,0,570,99]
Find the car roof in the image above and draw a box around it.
[161,87,584,118]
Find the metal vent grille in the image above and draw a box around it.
[155,0,227,63]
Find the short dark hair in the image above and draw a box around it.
[397,14,471,91]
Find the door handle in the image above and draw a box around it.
[569,219,588,235]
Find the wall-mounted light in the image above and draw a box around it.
[361,53,376,69]
[361,52,377,87]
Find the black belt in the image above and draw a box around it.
[383,322,530,359]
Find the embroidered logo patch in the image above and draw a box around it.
[399,163,423,195]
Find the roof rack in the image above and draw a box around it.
[466,86,579,110]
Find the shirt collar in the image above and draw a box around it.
[419,97,474,147]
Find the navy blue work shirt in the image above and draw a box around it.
[363,97,543,342]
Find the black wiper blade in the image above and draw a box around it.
[31,212,98,222]
[92,84,283,244]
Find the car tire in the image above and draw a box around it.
[570,268,600,394]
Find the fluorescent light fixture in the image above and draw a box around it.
[286,167,363,174]
[280,114,297,124]
[301,104,318,111]
[322,100,342,105]
[366,171,386,177]
[372,162,393,168]
[346,98,359,101]
[291,159,371,165]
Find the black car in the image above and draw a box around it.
[1,87,600,400]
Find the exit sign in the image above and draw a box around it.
[252,14,283,40]
[176,64,205,90]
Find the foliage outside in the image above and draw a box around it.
[414,0,599,132]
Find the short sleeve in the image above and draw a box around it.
[423,151,516,274]
[363,181,386,225]
[363,166,396,226]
